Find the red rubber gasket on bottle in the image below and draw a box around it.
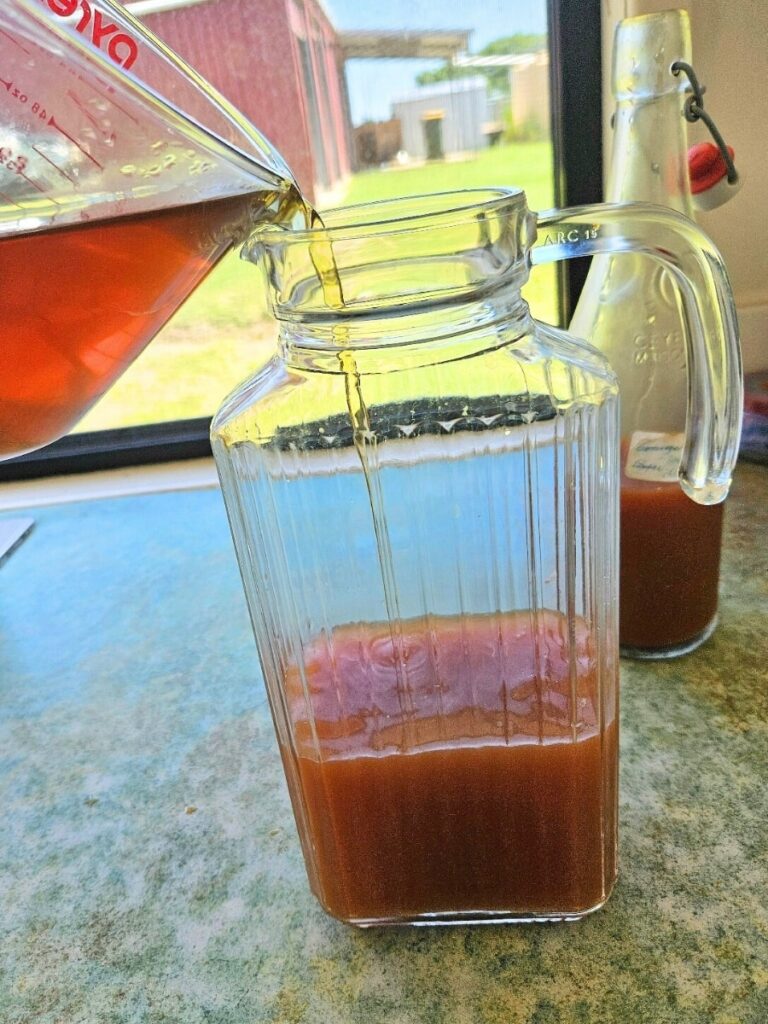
[689,141,735,194]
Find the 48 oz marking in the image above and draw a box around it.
[4,83,48,120]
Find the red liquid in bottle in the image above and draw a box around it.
[0,195,253,459]
[620,449,724,652]
[283,612,617,924]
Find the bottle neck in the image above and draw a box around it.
[607,93,693,215]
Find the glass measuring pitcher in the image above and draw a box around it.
[1,0,302,460]
[211,189,741,926]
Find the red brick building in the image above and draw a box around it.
[127,0,352,201]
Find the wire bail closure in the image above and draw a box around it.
[671,60,738,185]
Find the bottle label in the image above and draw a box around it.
[625,431,685,482]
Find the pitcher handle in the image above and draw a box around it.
[530,202,743,505]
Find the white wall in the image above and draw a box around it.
[393,83,488,161]
[602,0,768,371]
[509,53,551,132]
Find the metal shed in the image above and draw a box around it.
[392,77,489,161]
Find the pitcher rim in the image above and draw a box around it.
[248,187,527,251]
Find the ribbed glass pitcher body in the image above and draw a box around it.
[212,190,620,925]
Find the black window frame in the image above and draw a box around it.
[547,0,604,322]
[0,0,602,483]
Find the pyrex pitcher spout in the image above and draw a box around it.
[0,0,305,460]
[531,202,743,505]
[4,0,298,233]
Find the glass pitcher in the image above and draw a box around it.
[211,189,741,926]
[1,0,303,460]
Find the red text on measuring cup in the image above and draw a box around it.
[41,0,138,69]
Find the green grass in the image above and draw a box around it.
[343,141,555,210]
[76,142,558,433]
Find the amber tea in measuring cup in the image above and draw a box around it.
[0,0,309,460]
[211,189,741,925]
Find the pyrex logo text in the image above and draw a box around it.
[42,0,138,69]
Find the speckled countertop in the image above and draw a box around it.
[1,463,766,1024]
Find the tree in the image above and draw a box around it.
[415,32,547,93]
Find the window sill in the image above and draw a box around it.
[0,457,219,512]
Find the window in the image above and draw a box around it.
[0,0,601,480]
[298,36,330,189]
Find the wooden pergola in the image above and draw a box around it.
[338,30,471,61]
